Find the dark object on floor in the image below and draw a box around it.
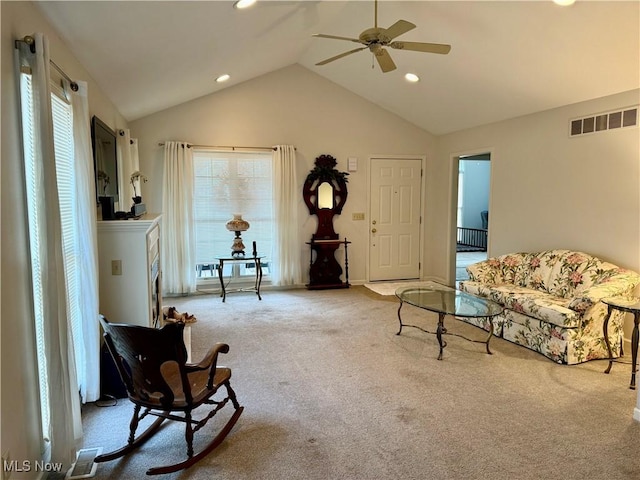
[96,315,243,475]
[100,343,127,398]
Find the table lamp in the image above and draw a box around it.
[225,214,250,257]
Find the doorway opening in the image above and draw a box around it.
[455,153,491,283]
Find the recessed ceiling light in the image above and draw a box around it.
[404,73,420,83]
[234,0,257,9]
[216,74,230,83]
[553,0,575,6]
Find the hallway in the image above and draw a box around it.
[456,251,487,282]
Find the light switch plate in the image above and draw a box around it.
[111,260,122,275]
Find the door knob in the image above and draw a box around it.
[372,228,377,233]
[372,220,377,225]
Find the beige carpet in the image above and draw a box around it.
[81,287,640,480]
[364,280,437,296]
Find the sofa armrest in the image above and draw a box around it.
[466,258,503,284]
[567,269,640,313]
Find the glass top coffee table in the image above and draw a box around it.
[396,281,504,360]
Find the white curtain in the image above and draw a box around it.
[272,145,302,285]
[66,78,100,403]
[17,32,81,469]
[162,141,196,294]
[116,128,139,208]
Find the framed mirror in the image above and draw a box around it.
[91,116,119,204]
[317,181,334,209]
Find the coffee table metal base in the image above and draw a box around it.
[396,301,493,360]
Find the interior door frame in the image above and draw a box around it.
[447,147,495,284]
[366,154,426,282]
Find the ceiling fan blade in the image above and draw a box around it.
[313,33,362,44]
[316,47,368,66]
[390,41,451,55]
[384,19,416,40]
[374,47,396,73]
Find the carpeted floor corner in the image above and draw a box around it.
[81,287,640,479]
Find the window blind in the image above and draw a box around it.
[193,151,273,277]
[20,71,51,440]
[51,89,84,381]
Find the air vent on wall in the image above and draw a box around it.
[569,106,638,137]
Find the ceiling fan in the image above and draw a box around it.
[313,0,451,73]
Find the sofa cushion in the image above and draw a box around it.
[460,281,579,328]
[544,250,622,298]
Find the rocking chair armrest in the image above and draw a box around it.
[185,342,230,372]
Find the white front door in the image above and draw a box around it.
[369,157,422,281]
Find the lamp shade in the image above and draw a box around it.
[226,214,250,232]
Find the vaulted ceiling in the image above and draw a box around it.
[36,1,639,135]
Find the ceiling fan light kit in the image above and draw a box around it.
[313,0,451,73]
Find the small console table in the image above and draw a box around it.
[602,296,640,389]
[216,255,264,302]
[306,238,350,290]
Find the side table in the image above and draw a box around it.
[216,255,264,302]
[602,296,640,389]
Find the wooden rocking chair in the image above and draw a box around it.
[95,316,243,475]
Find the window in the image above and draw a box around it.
[19,70,83,441]
[193,150,273,281]
[51,84,85,398]
[20,69,51,440]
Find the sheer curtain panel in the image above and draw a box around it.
[16,32,81,470]
[273,145,302,285]
[117,128,140,209]
[162,141,196,294]
[66,79,101,403]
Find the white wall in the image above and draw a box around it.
[431,89,639,277]
[130,64,437,285]
[430,88,640,341]
[1,2,128,475]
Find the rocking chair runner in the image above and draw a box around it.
[96,315,243,475]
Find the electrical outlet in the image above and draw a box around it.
[111,260,122,276]
[352,212,365,221]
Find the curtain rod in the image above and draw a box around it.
[119,130,136,145]
[15,35,78,91]
[158,143,295,152]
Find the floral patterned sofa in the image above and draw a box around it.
[459,250,640,364]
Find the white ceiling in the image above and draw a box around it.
[36,1,640,135]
